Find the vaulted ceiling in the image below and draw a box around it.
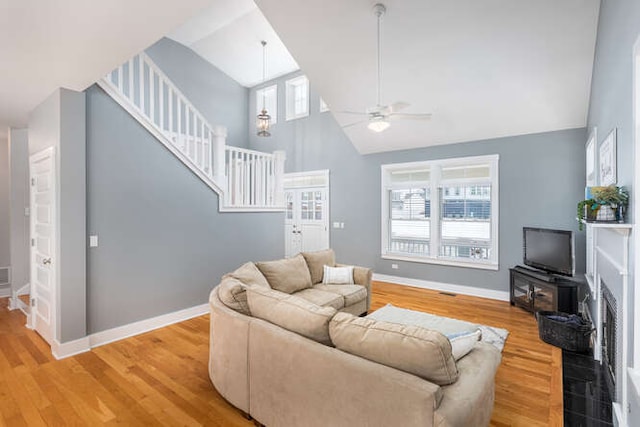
[1,0,601,154]
[255,0,600,153]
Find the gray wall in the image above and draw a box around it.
[146,38,250,148]
[29,88,87,343]
[85,40,281,334]
[0,137,10,275]
[8,128,29,292]
[250,71,586,293]
[587,0,640,415]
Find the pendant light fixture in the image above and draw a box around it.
[257,40,271,137]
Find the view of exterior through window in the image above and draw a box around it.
[382,155,499,269]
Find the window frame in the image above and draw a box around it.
[381,154,499,270]
[256,84,278,125]
[285,75,310,120]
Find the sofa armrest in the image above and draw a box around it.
[337,264,372,312]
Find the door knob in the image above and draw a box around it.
[43,258,51,265]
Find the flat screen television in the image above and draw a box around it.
[523,227,575,277]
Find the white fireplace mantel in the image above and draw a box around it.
[584,221,632,426]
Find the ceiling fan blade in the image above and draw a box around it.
[388,112,433,121]
[342,119,369,129]
[337,110,369,116]
[388,102,410,113]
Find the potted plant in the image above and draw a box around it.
[577,186,629,230]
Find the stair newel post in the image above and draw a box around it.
[273,150,286,207]
[212,126,227,184]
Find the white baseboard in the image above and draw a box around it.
[49,303,209,360]
[89,303,209,349]
[52,337,91,360]
[373,273,510,302]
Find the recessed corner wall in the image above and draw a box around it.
[28,88,87,343]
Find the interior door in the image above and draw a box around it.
[285,187,329,257]
[29,147,56,345]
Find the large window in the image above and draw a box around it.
[256,84,277,124]
[285,75,309,120]
[382,155,499,269]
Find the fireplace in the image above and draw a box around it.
[601,281,620,401]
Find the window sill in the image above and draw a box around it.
[381,254,499,271]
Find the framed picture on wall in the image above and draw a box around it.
[599,128,617,186]
[586,127,597,186]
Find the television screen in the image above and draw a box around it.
[523,227,575,277]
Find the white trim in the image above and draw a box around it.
[381,154,499,270]
[381,254,498,270]
[51,337,91,360]
[47,303,210,360]
[373,273,509,301]
[89,303,209,349]
[0,287,11,298]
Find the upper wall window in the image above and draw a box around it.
[256,84,277,125]
[286,76,309,120]
[381,154,499,270]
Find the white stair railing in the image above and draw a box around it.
[98,53,285,211]
[225,147,286,210]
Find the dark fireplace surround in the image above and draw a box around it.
[601,281,619,401]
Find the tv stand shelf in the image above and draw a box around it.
[509,266,579,314]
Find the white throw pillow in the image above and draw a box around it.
[448,329,482,360]
[323,265,354,284]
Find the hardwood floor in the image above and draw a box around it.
[0,281,562,426]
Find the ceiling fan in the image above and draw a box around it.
[341,3,432,133]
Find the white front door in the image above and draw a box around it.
[285,187,329,257]
[29,147,57,345]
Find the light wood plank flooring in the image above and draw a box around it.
[0,281,562,426]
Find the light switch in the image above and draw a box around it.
[333,222,341,229]
[89,235,99,248]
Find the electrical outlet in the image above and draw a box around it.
[391,263,399,269]
[333,222,341,228]
[89,235,99,248]
[340,222,345,229]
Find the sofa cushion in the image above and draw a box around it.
[223,262,270,289]
[322,265,354,284]
[217,277,251,315]
[301,249,336,284]
[312,284,367,306]
[449,330,482,361]
[329,312,459,385]
[256,254,312,294]
[246,286,336,345]
[294,288,345,311]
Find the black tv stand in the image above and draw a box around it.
[510,266,579,314]
[512,265,558,282]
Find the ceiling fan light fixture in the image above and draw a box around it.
[368,118,390,133]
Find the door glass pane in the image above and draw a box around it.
[439,184,491,260]
[314,191,323,220]
[286,192,293,220]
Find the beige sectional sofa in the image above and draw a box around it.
[209,250,502,427]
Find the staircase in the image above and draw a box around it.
[98,52,285,211]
